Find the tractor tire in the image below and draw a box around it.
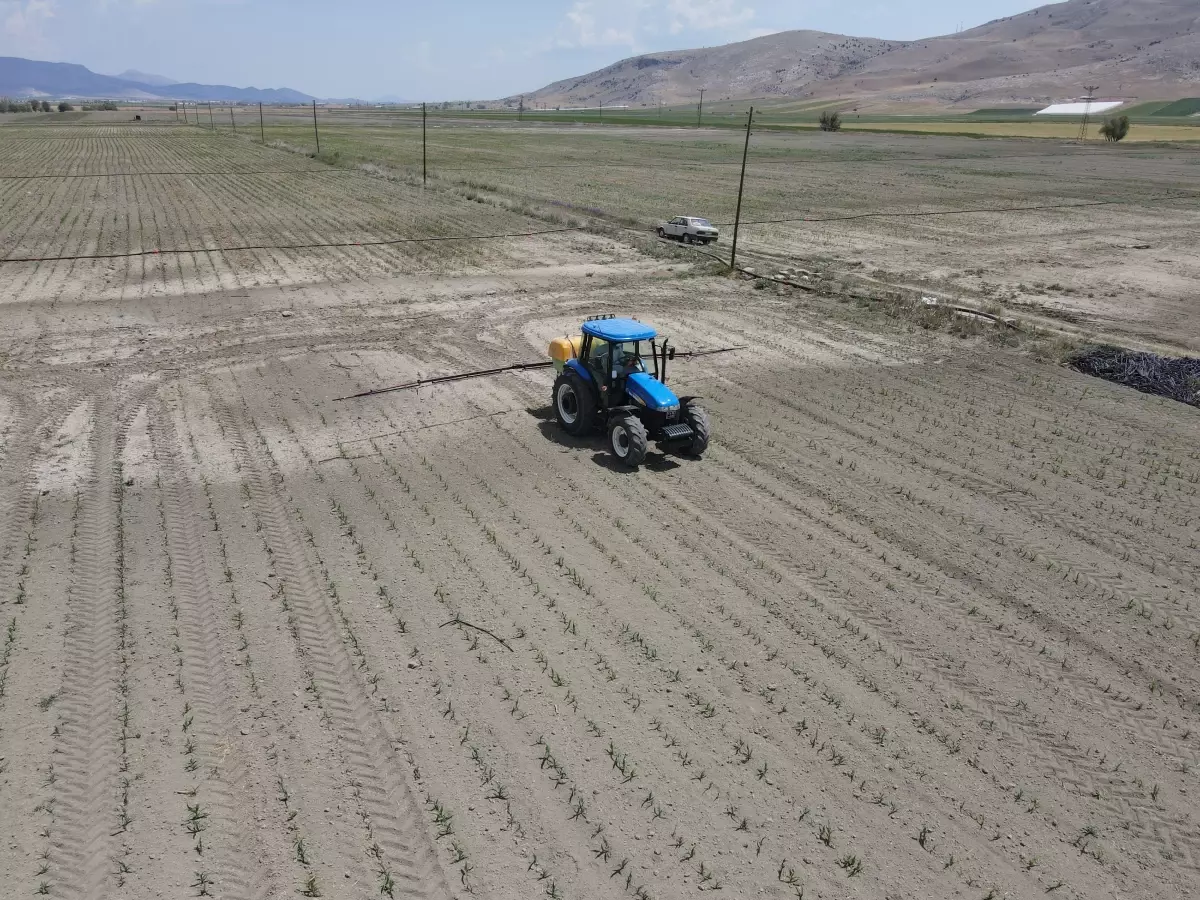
[682,401,710,457]
[553,370,595,437]
[609,415,649,467]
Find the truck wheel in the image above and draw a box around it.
[553,370,595,437]
[609,415,648,467]
[683,233,693,245]
[656,227,665,238]
[682,401,710,457]
[699,238,710,246]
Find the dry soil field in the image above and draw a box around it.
[1,121,1199,900]
[221,113,1200,351]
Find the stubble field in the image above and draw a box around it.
[241,114,1200,350]
[1,120,1198,900]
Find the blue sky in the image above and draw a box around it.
[2,0,1047,100]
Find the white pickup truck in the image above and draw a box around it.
[657,216,720,245]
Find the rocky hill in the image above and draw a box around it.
[513,0,1200,108]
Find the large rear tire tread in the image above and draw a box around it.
[683,402,710,457]
[609,415,649,467]
[553,370,595,437]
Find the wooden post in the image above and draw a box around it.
[312,100,320,154]
[729,107,753,272]
[422,102,427,185]
[697,89,705,127]
[208,102,214,130]
[599,99,603,125]
[229,106,236,131]
[259,102,265,143]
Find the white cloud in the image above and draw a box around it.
[666,0,754,35]
[553,0,754,50]
[556,0,644,49]
[1,0,57,54]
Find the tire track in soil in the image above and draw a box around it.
[147,401,268,900]
[210,395,453,900]
[52,391,129,900]
[0,392,72,591]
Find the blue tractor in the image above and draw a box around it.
[548,315,710,467]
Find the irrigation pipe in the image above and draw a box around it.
[0,226,585,265]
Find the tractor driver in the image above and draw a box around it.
[587,338,643,382]
[612,343,644,378]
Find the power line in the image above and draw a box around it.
[8,145,1189,184]
[715,192,1194,228]
[5,186,1192,267]
[0,225,585,265]
[0,169,341,181]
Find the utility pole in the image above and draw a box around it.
[1078,84,1100,141]
[312,99,320,154]
[259,102,265,143]
[207,102,214,130]
[422,102,427,185]
[229,106,236,131]
[599,99,603,125]
[729,107,754,272]
[697,88,705,127]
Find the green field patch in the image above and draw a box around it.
[1149,98,1200,117]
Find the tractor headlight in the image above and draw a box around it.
[661,403,680,413]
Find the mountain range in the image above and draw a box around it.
[514,0,1200,109]
[0,57,314,104]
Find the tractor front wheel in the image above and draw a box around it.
[609,415,648,467]
[553,371,595,437]
[682,401,710,457]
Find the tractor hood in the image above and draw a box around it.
[626,372,679,411]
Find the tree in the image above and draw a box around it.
[58,101,73,112]
[41,100,51,112]
[1099,115,1130,142]
[819,110,842,132]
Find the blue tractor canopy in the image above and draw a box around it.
[581,317,657,343]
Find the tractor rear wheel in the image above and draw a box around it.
[682,401,710,457]
[609,415,648,467]
[553,370,595,437]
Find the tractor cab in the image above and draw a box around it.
[549,315,710,467]
[578,316,655,402]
